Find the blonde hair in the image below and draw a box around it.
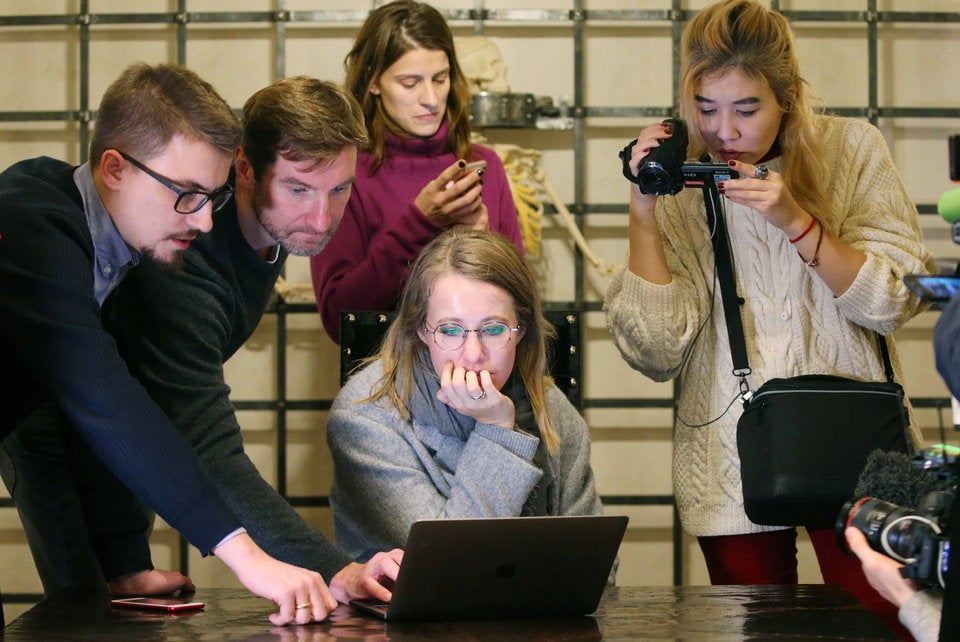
[680,0,831,225]
[364,228,560,452]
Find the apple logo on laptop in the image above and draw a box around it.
[495,561,519,579]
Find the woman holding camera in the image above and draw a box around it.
[604,0,935,633]
[309,0,522,344]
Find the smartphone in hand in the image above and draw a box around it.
[904,274,960,302]
[445,160,487,190]
[110,596,205,612]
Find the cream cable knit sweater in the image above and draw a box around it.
[605,115,937,537]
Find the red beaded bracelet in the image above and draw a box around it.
[789,216,817,243]
[798,219,824,268]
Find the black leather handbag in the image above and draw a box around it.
[736,370,909,529]
[703,185,911,529]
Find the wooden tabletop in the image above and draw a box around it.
[1,584,898,641]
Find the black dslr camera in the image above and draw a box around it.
[618,118,737,195]
[837,492,952,588]
[836,449,956,588]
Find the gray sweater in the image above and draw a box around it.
[328,359,604,562]
[899,590,941,642]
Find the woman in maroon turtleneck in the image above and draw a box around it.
[310,1,522,343]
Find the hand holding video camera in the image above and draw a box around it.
[618,118,738,195]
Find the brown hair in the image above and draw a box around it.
[366,228,559,452]
[241,76,368,180]
[680,0,830,224]
[90,62,239,166]
[344,1,474,171]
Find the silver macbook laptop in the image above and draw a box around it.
[349,514,629,621]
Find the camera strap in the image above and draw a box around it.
[706,188,896,394]
[702,185,752,397]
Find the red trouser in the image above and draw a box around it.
[698,529,913,641]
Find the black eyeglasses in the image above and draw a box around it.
[118,150,234,215]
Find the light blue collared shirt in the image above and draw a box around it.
[73,163,140,306]
[73,163,248,552]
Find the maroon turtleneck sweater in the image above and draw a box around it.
[310,120,523,343]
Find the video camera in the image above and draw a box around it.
[618,118,737,195]
[836,447,957,588]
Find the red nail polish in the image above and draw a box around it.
[718,183,726,193]
[727,160,736,167]
[458,160,466,168]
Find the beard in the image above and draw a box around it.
[251,180,337,257]
[139,246,186,271]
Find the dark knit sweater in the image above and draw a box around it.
[0,156,240,554]
[104,197,352,577]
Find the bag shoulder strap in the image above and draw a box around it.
[703,186,750,380]
[876,331,896,383]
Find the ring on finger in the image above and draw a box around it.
[754,164,769,180]
[471,391,486,400]
[296,602,311,610]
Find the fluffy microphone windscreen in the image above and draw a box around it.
[854,449,942,508]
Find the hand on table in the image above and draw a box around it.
[214,533,338,626]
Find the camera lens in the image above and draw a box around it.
[619,118,689,195]
[837,497,906,554]
[837,496,937,563]
[637,162,676,195]
[837,498,904,552]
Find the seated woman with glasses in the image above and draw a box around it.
[327,228,604,562]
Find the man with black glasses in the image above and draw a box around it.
[0,63,393,627]
[0,73,400,625]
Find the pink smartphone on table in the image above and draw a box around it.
[110,596,205,612]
